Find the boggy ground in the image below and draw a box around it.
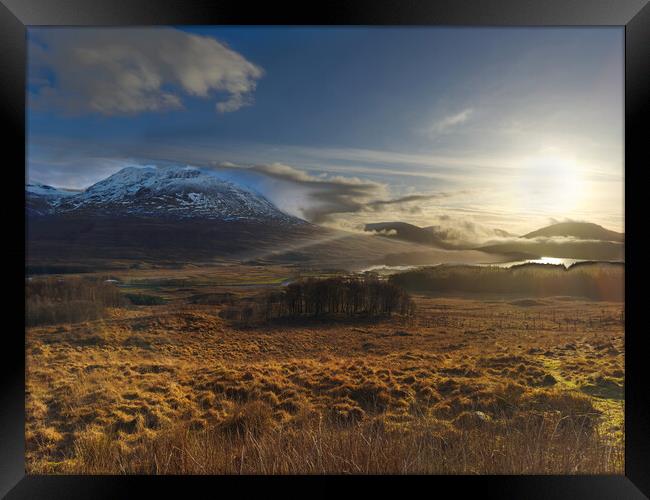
[26,283,624,474]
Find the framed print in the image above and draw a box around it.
[2,0,649,497]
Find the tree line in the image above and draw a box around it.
[26,277,123,326]
[221,276,415,324]
[389,262,624,301]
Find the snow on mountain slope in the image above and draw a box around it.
[48,165,301,223]
[26,182,78,216]
[27,183,78,198]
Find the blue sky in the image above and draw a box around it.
[27,27,624,233]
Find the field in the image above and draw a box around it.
[25,264,624,474]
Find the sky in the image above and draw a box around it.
[27,26,624,235]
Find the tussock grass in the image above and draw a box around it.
[26,286,624,474]
[62,399,622,475]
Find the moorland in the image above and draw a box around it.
[26,262,624,474]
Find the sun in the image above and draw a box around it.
[517,153,585,217]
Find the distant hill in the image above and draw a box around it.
[479,240,624,261]
[523,222,623,242]
[479,221,624,261]
[364,222,457,249]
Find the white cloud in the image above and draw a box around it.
[29,28,264,115]
[212,161,388,224]
[427,108,474,134]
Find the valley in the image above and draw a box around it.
[22,24,627,478]
[26,264,624,474]
[27,266,624,474]
[25,166,626,475]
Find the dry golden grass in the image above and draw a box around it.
[25,272,624,474]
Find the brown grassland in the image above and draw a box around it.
[25,264,624,474]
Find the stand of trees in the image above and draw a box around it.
[26,277,123,326]
[221,276,415,324]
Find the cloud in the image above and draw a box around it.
[372,229,398,236]
[419,214,518,247]
[210,162,473,227]
[29,28,263,115]
[212,162,388,224]
[427,108,474,135]
[481,235,618,247]
[366,192,463,210]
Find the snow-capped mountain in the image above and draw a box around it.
[26,182,77,216]
[29,165,301,224]
[27,183,77,199]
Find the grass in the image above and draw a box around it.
[25,267,624,474]
[68,401,619,474]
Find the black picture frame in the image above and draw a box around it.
[2,0,648,497]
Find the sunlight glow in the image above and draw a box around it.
[517,153,585,217]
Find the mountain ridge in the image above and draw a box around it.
[523,221,623,242]
[26,182,78,216]
[28,166,302,224]
[363,219,624,262]
[26,169,625,266]
[364,221,458,250]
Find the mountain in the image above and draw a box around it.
[364,219,625,262]
[29,167,623,268]
[27,167,449,267]
[27,183,78,198]
[26,182,77,216]
[48,166,299,224]
[364,221,518,250]
[523,222,624,242]
[422,224,516,245]
[26,165,310,263]
[364,222,458,249]
[478,240,624,261]
[479,221,625,261]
